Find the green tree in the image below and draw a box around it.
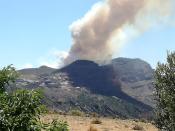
[0,65,43,131]
[0,65,18,93]
[0,65,69,131]
[154,51,175,131]
[0,89,43,131]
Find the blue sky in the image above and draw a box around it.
[0,0,175,69]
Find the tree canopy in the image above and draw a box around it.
[154,51,175,131]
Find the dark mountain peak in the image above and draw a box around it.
[39,65,50,69]
[60,60,99,72]
[68,60,98,67]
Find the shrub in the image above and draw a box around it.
[154,52,175,131]
[70,109,83,116]
[91,112,98,118]
[132,124,144,130]
[42,119,69,131]
[91,118,102,124]
[140,118,147,123]
[0,65,69,131]
[0,65,18,93]
[0,88,43,130]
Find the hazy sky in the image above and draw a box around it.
[0,0,175,69]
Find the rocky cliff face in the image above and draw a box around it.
[16,58,155,118]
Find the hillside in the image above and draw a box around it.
[16,58,155,119]
[111,58,155,106]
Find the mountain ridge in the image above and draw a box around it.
[17,57,155,118]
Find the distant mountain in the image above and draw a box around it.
[112,57,153,82]
[111,58,155,106]
[16,58,155,119]
[19,66,55,80]
[20,65,55,75]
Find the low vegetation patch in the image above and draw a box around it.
[43,119,69,131]
[91,118,102,124]
[132,124,144,130]
[69,109,84,116]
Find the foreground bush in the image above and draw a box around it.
[0,65,69,131]
[0,89,43,131]
[154,52,175,131]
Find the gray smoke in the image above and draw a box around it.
[64,0,174,65]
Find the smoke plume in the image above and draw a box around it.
[64,0,174,65]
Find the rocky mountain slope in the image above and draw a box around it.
[16,58,155,118]
[111,58,154,106]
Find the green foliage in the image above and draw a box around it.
[0,65,69,131]
[154,51,175,131]
[0,89,43,131]
[0,65,18,93]
[69,109,83,116]
[43,120,69,131]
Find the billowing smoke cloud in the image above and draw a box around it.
[64,0,174,65]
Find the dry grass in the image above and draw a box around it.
[41,114,158,131]
[88,126,98,131]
